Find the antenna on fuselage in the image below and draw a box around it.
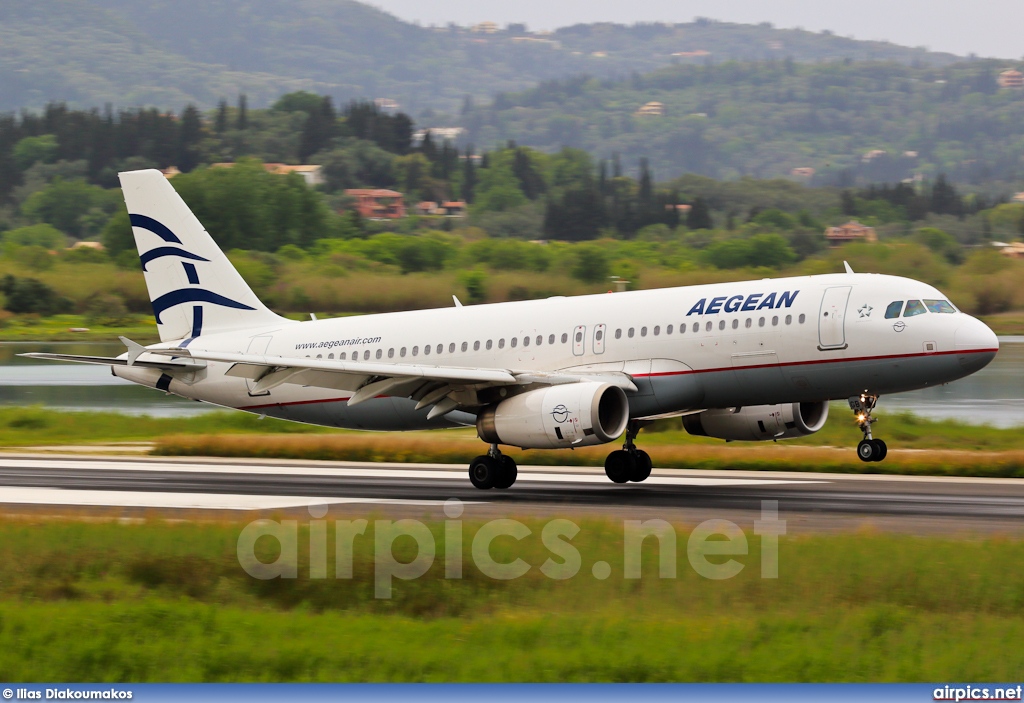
[843,261,855,274]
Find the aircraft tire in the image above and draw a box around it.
[605,450,633,484]
[857,439,878,463]
[493,456,518,489]
[873,439,887,462]
[469,455,499,489]
[630,450,653,482]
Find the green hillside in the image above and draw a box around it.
[462,59,1024,183]
[0,0,966,114]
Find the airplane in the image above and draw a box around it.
[24,169,999,489]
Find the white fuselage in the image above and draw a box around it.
[114,272,998,432]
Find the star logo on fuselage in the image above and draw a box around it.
[858,304,873,318]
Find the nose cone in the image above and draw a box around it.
[954,316,999,375]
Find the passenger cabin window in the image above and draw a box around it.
[499,339,505,349]
[364,350,370,360]
[449,343,456,353]
[376,349,382,359]
[412,346,419,356]
[615,329,622,339]
[904,300,927,317]
[436,344,443,354]
[705,321,712,332]
[667,325,674,334]
[885,301,904,319]
[799,314,806,324]
[511,338,518,348]
[653,325,660,336]
[548,334,555,344]
[462,342,468,352]
[424,345,431,355]
[692,322,699,333]
[628,328,635,338]
[640,326,647,337]
[523,336,530,347]
[925,299,956,314]
[473,341,480,351]
[486,340,493,350]
[536,335,543,345]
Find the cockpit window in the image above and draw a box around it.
[884,301,904,319]
[904,300,928,317]
[924,299,956,314]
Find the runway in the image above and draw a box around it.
[2,453,1024,533]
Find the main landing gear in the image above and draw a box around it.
[469,443,518,489]
[850,394,887,463]
[604,420,653,484]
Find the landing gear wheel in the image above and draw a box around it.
[872,439,887,461]
[630,449,653,482]
[604,450,633,484]
[493,455,518,489]
[469,455,499,489]
[857,439,878,463]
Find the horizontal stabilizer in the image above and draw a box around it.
[18,352,205,370]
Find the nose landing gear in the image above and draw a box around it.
[604,420,653,483]
[850,394,887,462]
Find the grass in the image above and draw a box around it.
[0,314,159,342]
[0,406,335,446]
[6,405,1024,477]
[1,518,1024,681]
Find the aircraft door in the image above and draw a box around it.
[572,325,586,356]
[245,335,273,396]
[818,286,851,350]
[593,324,607,354]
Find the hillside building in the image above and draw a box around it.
[825,221,878,246]
[636,101,665,116]
[345,189,406,220]
[998,70,1024,89]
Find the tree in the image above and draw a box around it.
[177,104,203,173]
[236,94,248,130]
[299,96,337,161]
[462,146,477,203]
[686,197,713,230]
[215,100,228,133]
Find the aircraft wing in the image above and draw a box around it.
[155,348,638,419]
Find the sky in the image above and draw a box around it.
[365,0,1023,60]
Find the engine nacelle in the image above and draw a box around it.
[477,382,630,449]
[683,401,829,442]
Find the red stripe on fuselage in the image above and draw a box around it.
[636,347,999,378]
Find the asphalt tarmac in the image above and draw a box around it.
[1,453,1023,533]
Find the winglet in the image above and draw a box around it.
[843,261,855,274]
[119,336,146,366]
[452,295,463,308]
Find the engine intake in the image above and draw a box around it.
[683,401,829,442]
[477,382,630,449]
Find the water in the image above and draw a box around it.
[0,342,211,417]
[2,340,1023,426]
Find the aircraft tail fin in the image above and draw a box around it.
[118,169,290,343]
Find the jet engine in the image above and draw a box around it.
[683,401,829,442]
[477,382,630,449]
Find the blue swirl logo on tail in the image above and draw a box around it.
[131,214,257,327]
[129,214,182,243]
[151,289,256,325]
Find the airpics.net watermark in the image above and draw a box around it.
[236,499,786,598]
